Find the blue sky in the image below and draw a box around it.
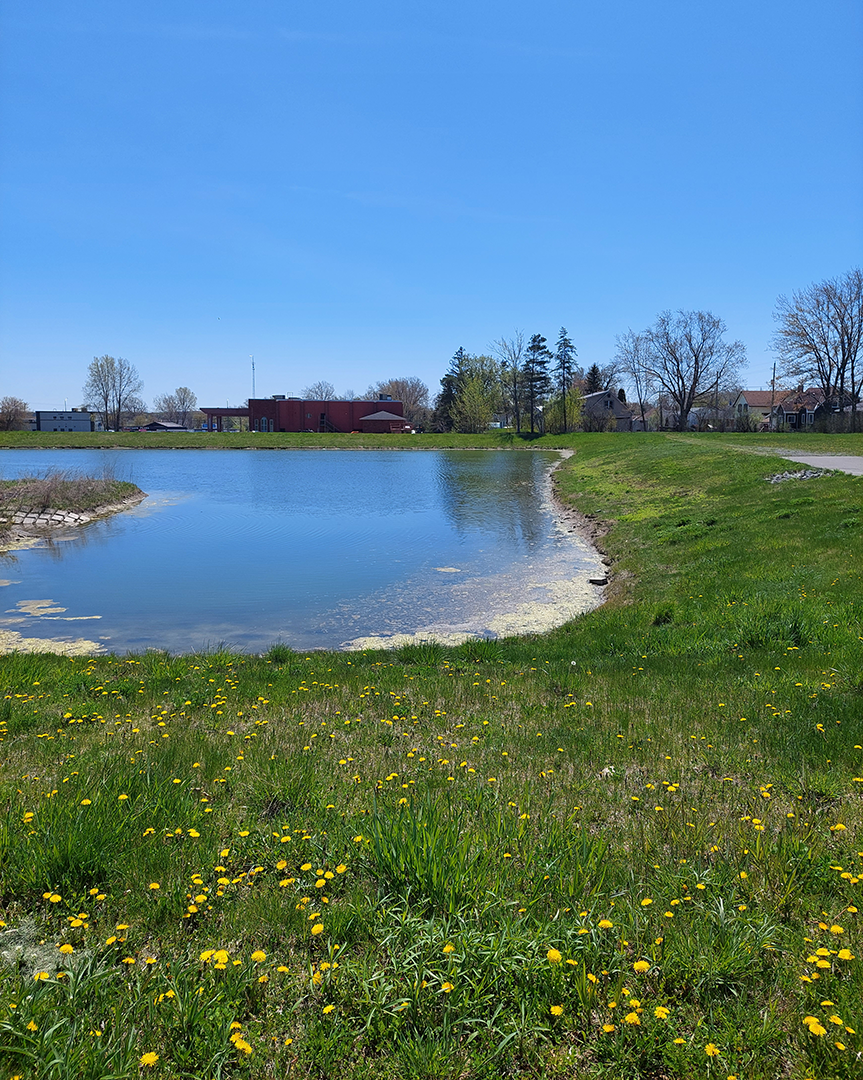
[2,1,861,410]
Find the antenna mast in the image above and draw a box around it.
[251,355,255,399]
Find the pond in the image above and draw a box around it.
[0,449,605,654]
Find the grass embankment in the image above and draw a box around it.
[0,472,143,544]
[2,428,863,454]
[1,437,861,1079]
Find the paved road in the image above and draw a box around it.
[780,454,863,476]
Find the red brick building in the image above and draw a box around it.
[201,397,411,434]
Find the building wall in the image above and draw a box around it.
[248,399,404,433]
[34,411,93,432]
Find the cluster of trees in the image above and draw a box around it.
[80,356,197,431]
[614,310,747,431]
[432,330,623,435]
[772,268,862,431]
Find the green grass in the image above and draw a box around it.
[1,434,862,1077]
[0,472,143,548]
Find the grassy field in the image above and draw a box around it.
[1,428,863,454]
[1,435,862,1078]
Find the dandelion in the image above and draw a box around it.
[149,882,160,890]
[311,923,324,936]
[442,981,454,993]
[140,1052,159,1067]
[26,1021,37,1031]
[641,897,653,907]
[550,1005,563,1016]
[251,950,266,962]
[547,947,563,963]
[442,943,455,954]
[34,971,49,981]
[598,919,613,928]
[323,1004,335,1014]
[633,960,650,973]
[602,1023,615,1032]
[704,1044,720,1057]
[624,1012,640,1025]
[654,1006,670,1019]
[58,943,74,954]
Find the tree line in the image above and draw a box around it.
[1,268,858,434]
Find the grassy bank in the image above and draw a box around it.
[2,428,863,454]
[0,472,143,547]
[1,436,861,1078]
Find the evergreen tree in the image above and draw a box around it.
[584,363,605,393]
[523,334,552,433]
[432,347,467,431]
[553,327,578,433]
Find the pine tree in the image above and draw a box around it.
[553,327,577,433]
[523,334,552,434]
[432,347,467,431]
[584,363,605,394]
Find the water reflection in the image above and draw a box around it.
[434,452,547,547]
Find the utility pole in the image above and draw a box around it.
[251,356,256,400]
[769,361,776,431]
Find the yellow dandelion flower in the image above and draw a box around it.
[598,919,613,928]
[442,981,454,992]
[547,947,563,964]
[311,923,324,936]
[251,950,266,962]
[58,943,74,954]
[140,1052,159,1066]
[323,1004,335,1014]
[624,1012,640,1025]
[442,943,455,954]
[641,898,653,907]
[550,1005,563,1016]
[602,1023,615,1032]
[704,1043,720,1058]
[633,960,650,973]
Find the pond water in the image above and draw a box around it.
[0,449,604,654]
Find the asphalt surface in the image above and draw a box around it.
[779,454,863,476]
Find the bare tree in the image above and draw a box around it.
[82,356,144,431]
[640,311,745,431]
[366,377,430,427]
[773,268,863,431]
[0,396,28,430]
[492,330,525,431]
[154,386,198,427]
[302,380,336,400]
[614,330,653,431]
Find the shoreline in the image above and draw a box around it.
[0,491,147,555]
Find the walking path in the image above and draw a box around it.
[778,454,863,476]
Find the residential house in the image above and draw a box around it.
[581,390,633,432]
